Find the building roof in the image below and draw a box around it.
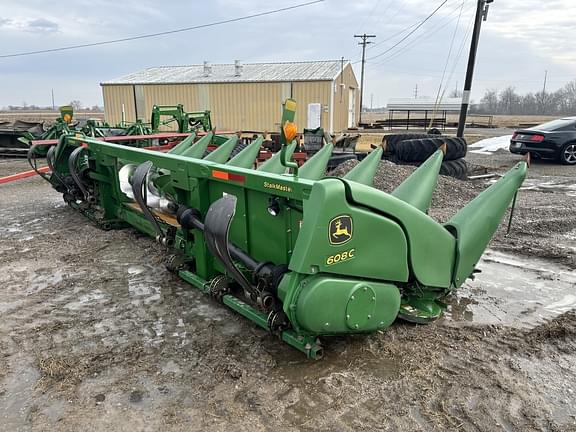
[387,97,462,112]
[102,60,349,85]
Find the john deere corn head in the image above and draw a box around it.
[41,99,527,358]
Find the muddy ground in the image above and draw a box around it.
[1,153,576,431]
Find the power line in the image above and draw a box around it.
[356,0,385,34]
[0,0,324,59]
[457,0,493,138]
[366,21,420,51]
[366,0,464,52]
[429,0,466,127]
[369,2,475,67]
[441,9,476,93]
[436,2,465,100]
[355,0,449,63]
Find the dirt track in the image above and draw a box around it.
[1,155,576,431]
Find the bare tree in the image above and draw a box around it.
[477,89,498,113]
[69,100,83,111]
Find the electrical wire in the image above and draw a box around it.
[366,0,463,52]
[368,2,475,67]
[352,0,449,64]
[429,0,466,127]
[356,0,386,34]
[442,9,476,93]
[366,21,420,51]
[0,0,324,59]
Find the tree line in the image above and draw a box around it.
[2,100,103,112]
[470,80,576,115]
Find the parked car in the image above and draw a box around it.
[509,117,576,164]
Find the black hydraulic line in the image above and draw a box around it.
[68,146,90,201]
[506,191,518,236]
[177,206,259,271]
[45,145,70,192]
[203,195,259,299]
[26,144,50,182]
[131,161,165,242]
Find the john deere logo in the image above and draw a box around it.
[329,215,353,245]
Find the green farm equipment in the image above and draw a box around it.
[151,104,212,133]
[39,99,527,358]
[8,104,211,158]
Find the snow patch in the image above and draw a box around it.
[468,135,513,154]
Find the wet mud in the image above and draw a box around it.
[1,155,576,431]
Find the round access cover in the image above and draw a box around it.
[345,284,376,330]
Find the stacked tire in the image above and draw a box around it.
[382,134,468,180]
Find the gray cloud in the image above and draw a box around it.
[26,18,59,33]
[0,0,575,106]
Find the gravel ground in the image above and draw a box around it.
[331,153,576,268]
[1,154,576,431]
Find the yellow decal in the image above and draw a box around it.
[263,181,293,193]
[326,248,355,266]
[328,215,353,245]
[285,99,297,112]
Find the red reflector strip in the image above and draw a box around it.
[211,170,245,183]
[0,166,50,185]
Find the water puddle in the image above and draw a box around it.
[276,345,402,385]
[520,177,576,196]
[64,289,108,310]
[444,250,576,328]
[27,270,63,295]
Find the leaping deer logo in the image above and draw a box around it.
[332,219,350,239]
[329,215,353,245]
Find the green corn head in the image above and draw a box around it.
[42,99,527,358]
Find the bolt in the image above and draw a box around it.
[351,295,355,300]
[324,322,330,327]
[363,286,368,291]
[367,314,372,319]
[346,314,350,319]
[372,296,376,301]
[379,321,384,326]
[354,324,359,329]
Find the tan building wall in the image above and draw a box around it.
[102,67,359,132]
[102,85,136,125]
[292,81,331,131]
[332,64,360,132]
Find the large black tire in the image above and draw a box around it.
[440,159,468,180]
[382,133,430,149]
[391,137,467,162]
[229,141,249,158]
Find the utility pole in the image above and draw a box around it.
[540,70,548,114]
[51,89,55,110]
[370,93,374,111]
[456,0,493,138]
[414,84,419,99]
[354,34,376,125]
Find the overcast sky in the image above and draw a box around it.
[1,0,575,108]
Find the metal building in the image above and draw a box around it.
[101,60,359,133]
